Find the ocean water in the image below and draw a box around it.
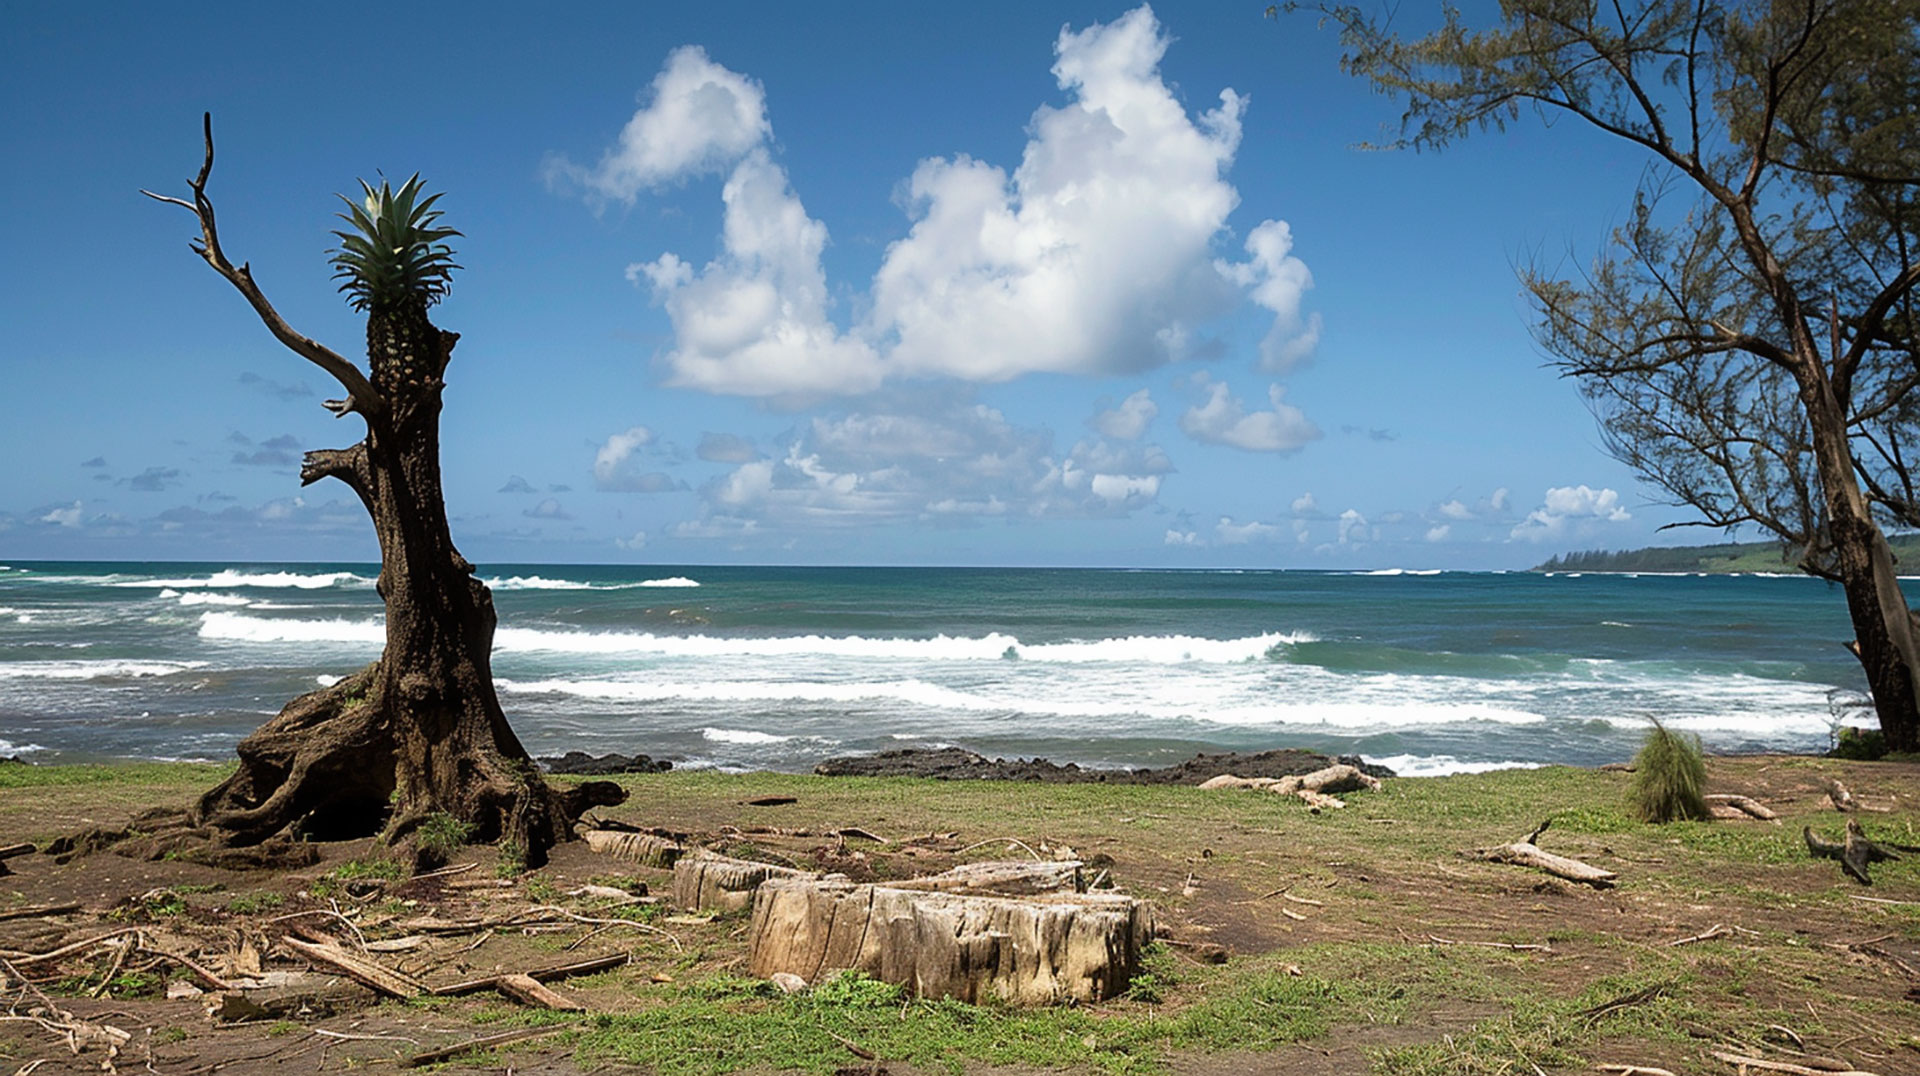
[0,561,1895,775]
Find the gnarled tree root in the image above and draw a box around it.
[59,664,623,871]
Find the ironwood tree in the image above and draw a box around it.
[145,116,621,866]
[1305,0,1920,750]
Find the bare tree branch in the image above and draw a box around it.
[142,114,384,425]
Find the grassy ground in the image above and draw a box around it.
[1,756,1916,1075]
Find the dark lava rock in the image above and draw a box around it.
[539,751,673,776]
[812,746,1394,784]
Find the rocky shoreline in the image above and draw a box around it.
[537,746,1395,782]
[811,746,1396,783]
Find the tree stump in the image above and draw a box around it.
[582,829,684,869]
[671,852,816,913]
[747,875,1153,1004]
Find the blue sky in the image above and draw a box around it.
[2,2,1697,568]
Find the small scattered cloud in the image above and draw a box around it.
[616,530,648,550]
[697,432,761,463]
[1289,492,1319,517]
[80,457,106,469]
[1337,508,1372,545]
[1436,499,1473,521]
[1215,516,1279,545]
[1094,390,1158,441]
[1339,425,1396,442]
[229,434,301,468]
[1425,524,1451,542]
[1510,485,1631,542]
[1164,528,1201,546]
[594,426,684,492]
[1179,376,1319,454]
[237,371,313,401]
[125,467,183,491]
[37,501,83,527]
[499,475,537,494]
[524,498,572,521]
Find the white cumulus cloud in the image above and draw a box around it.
[579,7,1319,398]
[1510,485,1632,542]
[547,46,771,201]
[1179,377,1319,453]
[594,425,686,492]
[1425,524,1451,542]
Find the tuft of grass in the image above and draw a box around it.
[1626,720,1708,823]
[416,811,475,865]
[224,891,285,915]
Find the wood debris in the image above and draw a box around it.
[1469,819,1617,889]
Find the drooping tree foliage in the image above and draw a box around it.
[143,117,621,867]
[1304,0,1920,750]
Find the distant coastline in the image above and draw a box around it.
[1534,535,1920,574]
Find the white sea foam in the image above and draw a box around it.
[1364,753,1545,777]
[0,739,46,755]
[315,674,343,687]
[641,577,700,588]
[1194,701,1549,728]
[1358,568,1443,576]
[486,574,700,591]
[114,570,371,590]
[700,727,792,745]
[499,676,1028,712]
[191,613,1309,663]
[177,592,252,607]
[199,612,384,645]
[0,660,209,681]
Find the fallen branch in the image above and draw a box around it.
[430,952,629,996]
[1468,819,1617,889]
[1667,925,1728,947]
[495,973,585,1012]
[279,936,423,999]
[138,940,234,991]
[0,929,140,966]
[1594,1066,1676,1076]
[406,1025,571,1068]
[1708,1050,1879,1075]
[1427,934,1551,952]
[0,902,80,923]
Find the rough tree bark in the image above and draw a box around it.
[143,115,620,867]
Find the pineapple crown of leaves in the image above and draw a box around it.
[328,173,462,313]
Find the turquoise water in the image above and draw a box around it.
[0,561,1892,773]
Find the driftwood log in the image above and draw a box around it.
[748,875,1153,1004]
[1198,764,1382,809]
[1704,794,1778,821]
[672,852,817,913]
[1804,820,1907,885]
[1469,819,1617,889]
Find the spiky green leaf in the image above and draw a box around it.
[327,174,462,313]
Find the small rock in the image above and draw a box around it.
[769,972,809,994]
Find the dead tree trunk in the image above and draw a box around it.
[143,115,619,867]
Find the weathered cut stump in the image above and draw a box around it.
[748,876,1154,1004]
[893,860,1086,895]
[672,852,816,913]
[583,829,685,869]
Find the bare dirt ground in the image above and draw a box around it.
[1,755,1916,1076]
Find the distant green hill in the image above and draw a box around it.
[1533,535,1920,574]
